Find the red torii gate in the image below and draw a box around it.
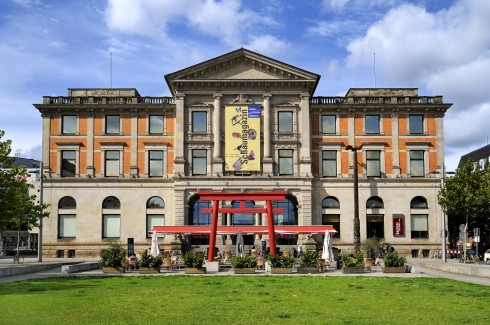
[198,190,287,262]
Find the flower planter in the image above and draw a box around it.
[341,267,365,274]
[271,267,293,274]
[297,267,321,274]
[233,268,256,274]
[382,267,406,273]
[102,266,125,274]
[185,267,206,274]
[138,267,161,274]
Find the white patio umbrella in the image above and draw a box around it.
[236,230,244,257]
[297,235,303,255]
[322,231,334,262]
[150,230,160,257]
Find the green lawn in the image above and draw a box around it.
[0,276,488,324]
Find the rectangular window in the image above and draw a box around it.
[278,111,293,133]
[62,115,77,134]
[322,150,337,177]
[192,111,207,132]
[366,150,381,177]
[410,150,424,177]
[322,115,336,134]
[105,115,120,134]
[192,149,207,175]
[147,214,164,238]
[59,214,76,238]
[149,115,164,134]
[61,150,76,177]
[411,214,428,238]
[367,214,384,238]
[149,150,163,177]
[105,151,120,177]
[103,214,120,238]
[278,149,293,175]
[409,115,423,134]
[365,115,380,134]
[322,214,340,238]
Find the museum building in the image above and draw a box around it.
[33,48,452,258]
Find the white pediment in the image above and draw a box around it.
[206,63,280,80]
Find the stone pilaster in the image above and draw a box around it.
[391,113,400,177]
[41,113,50,176]
[299,93,312,176]
[262,93,273,174]
[436,113,445,171]
[174,93,186,175]
[212,93,223,174]
[86,112,95,177]
[130,112,139,177]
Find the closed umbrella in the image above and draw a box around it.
[322,231,334,262]
[236,230,244,257]
[297,235,303,256]
[150,230,160,257]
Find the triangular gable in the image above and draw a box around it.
[165,48,320,95]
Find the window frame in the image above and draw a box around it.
[61,115,77,134]
[321,115,336,134]
[322,214,340,238]
[409,114,424,134]
[322,150,337,177]
[192,149,207,175]
[58,214,76,238]
[411,214,428,238]
[366,214,385,238]
[410,150,425,177]
[149,115,164,134]
[365,115,380,134]
[278,149,294,175]
[61,150,76,177]
[278,111,294,133]
[105,115,121,134]
[192,111,207,133]
[148,150,164,177]
[146,214,165,238]
[102,214,121,238]
[366,150,381,177]
[104,150,120,177]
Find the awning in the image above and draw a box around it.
[151,225,337,235]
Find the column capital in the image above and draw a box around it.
[300,93,310,100]
[213,93,223,100]
[262,93,272,100]
[175,92,185,100]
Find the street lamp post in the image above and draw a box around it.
[37,162,43,262]
[346,145,362,253]
[440,165,455,263]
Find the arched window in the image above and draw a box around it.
[58,196,76,209]
[102,196,120,238]
[58,197,76,238]
[102,196,120,209]
[147,196,165,208]
[366,196,384,209]
[410,196,428,209]
[322,196,340,208]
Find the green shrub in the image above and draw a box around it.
[300,250,319,268]
[182,251,204,268]
[268,254,295,268]
[383,251,406,267]
[99,241,126,267]
[138,253,163,268]
[361,237,381,259]
[231,256,257,268]
[339,252,364,267]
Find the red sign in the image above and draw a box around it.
[393,217,404,236]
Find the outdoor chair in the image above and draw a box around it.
[283,251,290,257]
[251,249,258,257]
[364,258,374,272]
[162,257,173,271]
[256,257,265,270]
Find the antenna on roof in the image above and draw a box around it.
[110,52,113,88]
[373,52,377,89]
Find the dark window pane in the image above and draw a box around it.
[149,115,164,134]
[102,196,120,209]
[149,150,163,177]
[278,149,293,175]
[410,196,428,209]
[367,214,384,238]
[322,214,340,238]
[322,115,336,134]
[411,214,428,238]
[147,196,165,208]
[366,197,384,208]
[409,115,423,134]
[106,115,120,134]
[192,112,207,132]
[62,115,77,134]
[192,149,207,175]
[61,150,76,177]
[278,112,293,133]
[105,151,120,177]
[366,150,381,177]
[322,196,340,208]
[410,150,424,177]
[365,115,380,134]
[322,150,337,177]
[58,196,76,209]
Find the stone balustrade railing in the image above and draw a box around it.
[43,96,174,105]
[310,96,443,104]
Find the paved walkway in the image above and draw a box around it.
[0,256,489,286]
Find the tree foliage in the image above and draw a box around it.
[0,130,49,251]
[438,160,490,224]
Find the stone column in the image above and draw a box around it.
[41,114,51,176]
[299,93,312,176]
[86,112,95,177]
[212,93,223,175]
[174,92,185,175]
[130,112,139,177]
[262,93,273,174]
[436,113,445,171]
[391,113,400,177]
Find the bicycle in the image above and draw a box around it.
[13,251,24,264]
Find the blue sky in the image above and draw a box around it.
[1,0,489,172]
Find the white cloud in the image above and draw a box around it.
[321,0,350,12]
[244,35,290,57]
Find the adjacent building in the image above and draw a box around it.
[33,49,452,258]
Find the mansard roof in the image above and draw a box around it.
[164,48,320,96]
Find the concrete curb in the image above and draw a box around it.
[0,262,72,278]
[61,262,101,274]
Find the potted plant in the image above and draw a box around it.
[231,256,257,274]
[138,252,163,273]
[298,250,321,274]
[182,251,206,274]
[382,250,407,273]
[99,241,126,273]
[268,254,295,274]
[361,237,381,270]
[339,252,365,274]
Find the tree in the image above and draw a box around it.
[0,130,49,252]
[438,160,490,262]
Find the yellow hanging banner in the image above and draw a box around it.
[224,105,261,171]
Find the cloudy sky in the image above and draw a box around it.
[0,0,489,172]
